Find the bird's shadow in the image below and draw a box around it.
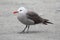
[0,31,48,35]
[17,31,45,34]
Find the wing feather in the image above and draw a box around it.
[26,11,43,24]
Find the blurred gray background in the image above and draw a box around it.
[0,0,60,40]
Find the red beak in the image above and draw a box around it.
[13,11,18,14]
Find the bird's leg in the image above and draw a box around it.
[27,25,30,32]
[21,25,28,32]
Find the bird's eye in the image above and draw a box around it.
[20,10,22,11]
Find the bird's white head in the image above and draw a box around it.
[13,7,28,14]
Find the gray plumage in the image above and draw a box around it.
[13,7,53,33]
[26,11,53,25]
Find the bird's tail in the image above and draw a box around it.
[42,19,53,25]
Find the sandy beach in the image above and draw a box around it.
[0,0,60,40]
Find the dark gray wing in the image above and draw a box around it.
[26,11,43,24]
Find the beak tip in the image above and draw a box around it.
[13,11,18,14]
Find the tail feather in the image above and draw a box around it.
[46,21,53,24]
[43,19,53,25]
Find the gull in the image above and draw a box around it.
[13,7,53,32]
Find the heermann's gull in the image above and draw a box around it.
[13,7,53,32]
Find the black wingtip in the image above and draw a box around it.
[47,22,53,24]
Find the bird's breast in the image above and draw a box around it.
[17,14,34,25]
